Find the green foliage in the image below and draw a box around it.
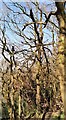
[60,112,64,118]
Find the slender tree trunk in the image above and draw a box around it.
[10,74,15,120]
[36,10,42,118]
[18,90,21,119]
[36,70,41,117]
[9,52,16,120]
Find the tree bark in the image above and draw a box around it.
[55,2,66,119]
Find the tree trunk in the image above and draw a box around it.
[19,91,21,119]
[55,2,66,119]
[10,74,15,120]
[36,10,42,118]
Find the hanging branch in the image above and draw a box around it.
[44,11,56,28]
[30,9,41,43]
